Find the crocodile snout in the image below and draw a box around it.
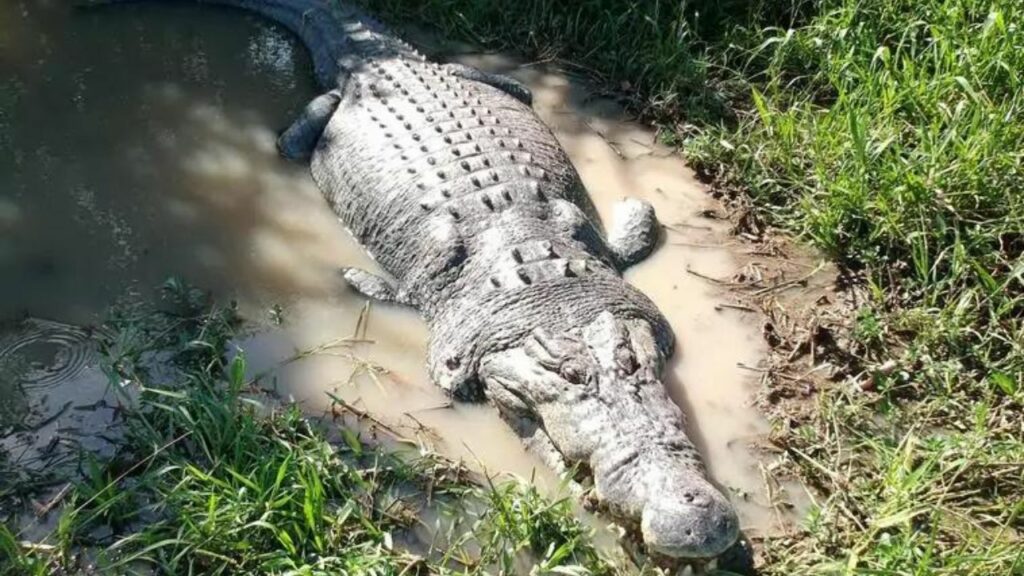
[592,444,740,559]
[641,478,739,558]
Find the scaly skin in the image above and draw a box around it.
[97,0,740,559]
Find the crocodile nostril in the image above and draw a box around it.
[641,488,740,558]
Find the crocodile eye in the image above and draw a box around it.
[559,359,588,384]
[615,345,638,374]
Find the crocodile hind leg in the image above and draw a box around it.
[278,89,342,160]
[446,63,533,106]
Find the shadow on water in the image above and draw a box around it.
[0,1,321,322]
[0,0,809,543]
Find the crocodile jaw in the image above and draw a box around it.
[479,311,739,558]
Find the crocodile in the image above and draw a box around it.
[97,0,741,559]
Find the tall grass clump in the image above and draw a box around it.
[363,0,1024,572]
[2,285,622,575]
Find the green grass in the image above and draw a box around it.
[361,0,1024,573]
[1,285,628,575]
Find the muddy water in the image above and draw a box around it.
[1,1,802,538]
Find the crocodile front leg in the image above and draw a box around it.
[487,377,570,473]
[339,267,413,306]
[550,197,660,269]
[608,198,659,269]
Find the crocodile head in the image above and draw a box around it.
[479,311,739,559]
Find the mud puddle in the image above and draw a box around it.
[0,1,807,540]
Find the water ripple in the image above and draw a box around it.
[0,318,95,391]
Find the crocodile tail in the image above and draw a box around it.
[80,0,422,89]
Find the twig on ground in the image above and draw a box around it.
[687,267,746,286]
[715,303,757,313]
[752,263,826,297]
[582,119,624,158]
[32,483,72,517]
